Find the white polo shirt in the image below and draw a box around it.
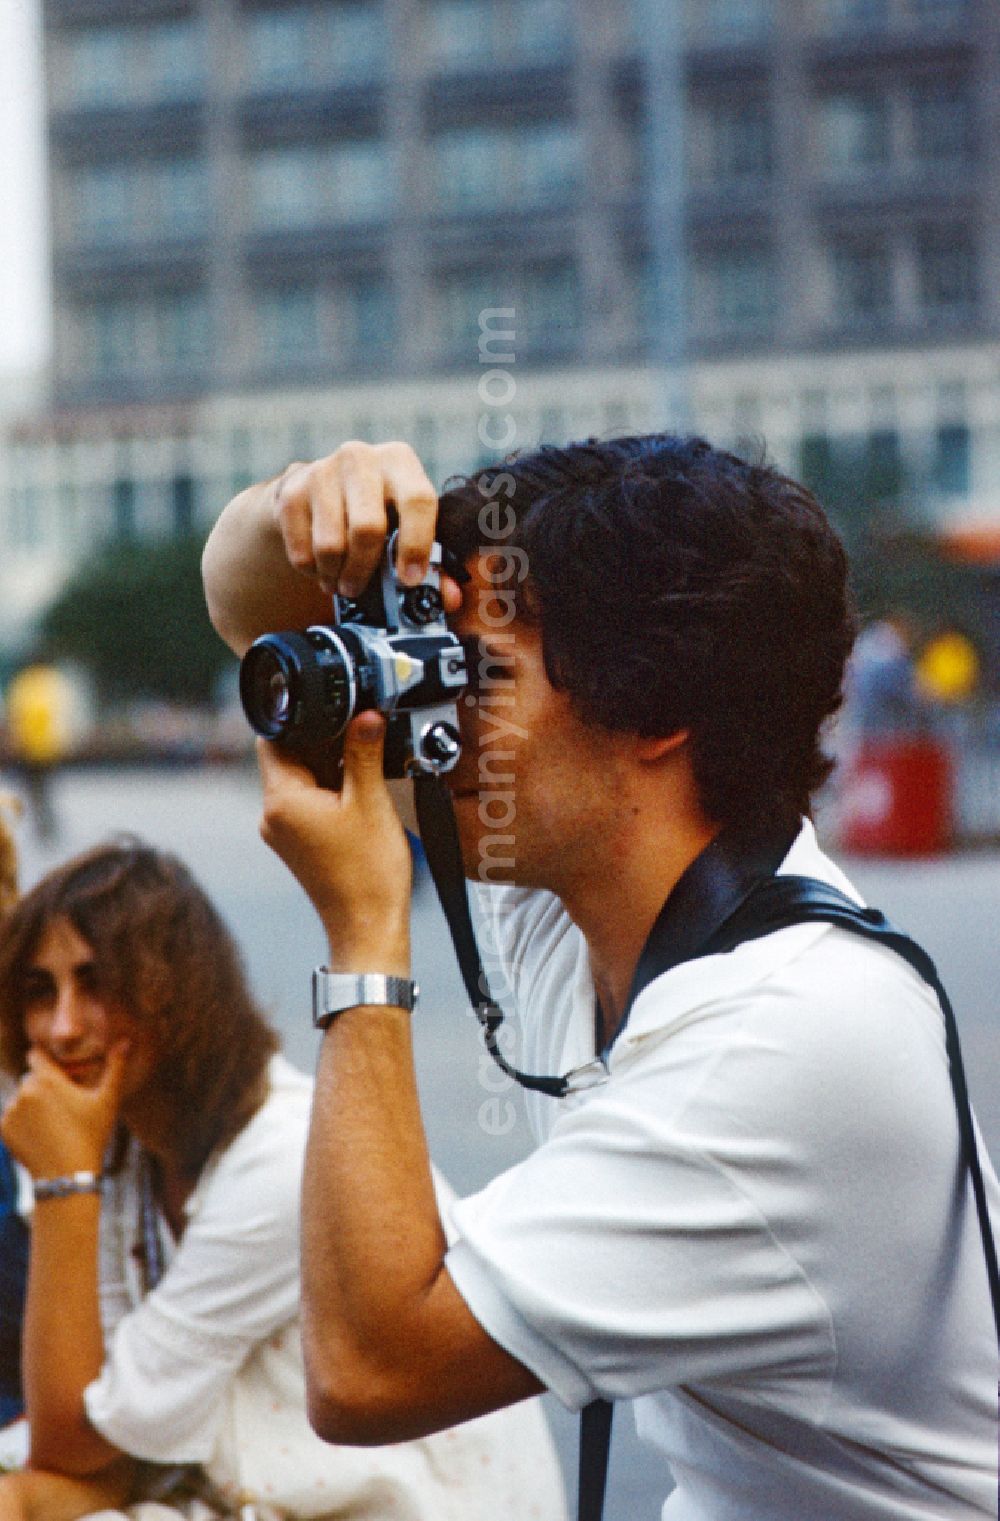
[447,821,999,1519]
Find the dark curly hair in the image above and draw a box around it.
[439,434,856,837]
[0,838,278,1177]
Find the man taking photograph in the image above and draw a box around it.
[202,434,998,1520]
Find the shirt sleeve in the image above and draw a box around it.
[84,1084,310,1463]
[446,1008,839,1416]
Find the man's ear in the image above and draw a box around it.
[635,730,689,763]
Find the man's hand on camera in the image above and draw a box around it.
[257,714,412,976]
[274,440,452,601]
[203,439,462,656]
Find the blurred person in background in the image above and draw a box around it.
[0,839,566,1521]
[844,614,928,740]
[4,665,74,845]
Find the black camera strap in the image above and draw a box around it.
[412,772,569,1096]
[411,783,1000,1521]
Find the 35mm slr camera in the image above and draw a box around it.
[239,538,469,788]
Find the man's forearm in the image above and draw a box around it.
[301,999,451,1442]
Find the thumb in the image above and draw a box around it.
[342,711,387,797]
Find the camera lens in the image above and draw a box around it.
[240,628,357,743]
[246,646,293,733]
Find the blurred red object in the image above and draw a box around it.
[938,522,1000,566]
[838,738,954,856]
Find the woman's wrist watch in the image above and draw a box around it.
[312,969,420,1031]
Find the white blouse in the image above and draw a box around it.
[84,1055,566,1520]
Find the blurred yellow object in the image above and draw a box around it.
[5,665,73,765]
[916,631,980,703]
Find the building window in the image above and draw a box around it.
[329,142,394,221]
[436,269,516,353]
[249,148,322,229]
[60,27,129,108]
[146,19,205,100]
[933,424,971,497]
[817,92,890,173]
[863,429,904,503]
[918,231,977,315]
[60,19,205,108]
[428,0,569,68]
[428,0,488,66]
[817,0,889,30]
[68,157,208,246]
[113,478,136,539]
[521,261,580,348]
[247,143,391,230]
[623,254,658,337]
[693,247,777,334]
[686,0,774,42]
[907,0,969,22]
[339,277,395,356]
[434,264,573,354]
[80,291,209,379]
[90,300,142,377]
[690,99,772,185]
[254,278,393,367]
[151,291,211,370]
[70,164,131,244]
[246,8,312,87]
[172,474,196,535]
[256,283,325,362]
[432,124,579,212]
[909,82,972,164]
[432,130,505,208]
[147,158,210,240]
[245,4,384,90]
[830,241,893,323]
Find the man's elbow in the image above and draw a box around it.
[199,544,241,654]
[305,1360,438,1448]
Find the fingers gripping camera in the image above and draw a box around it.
[239,538,468,788]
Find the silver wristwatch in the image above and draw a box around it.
[312,969,420,1030]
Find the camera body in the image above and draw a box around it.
[239,539,468,788]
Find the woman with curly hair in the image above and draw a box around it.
[0,838,565,1521]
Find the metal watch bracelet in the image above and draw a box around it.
[312,969,420,1030]
[33,1170,105,1202]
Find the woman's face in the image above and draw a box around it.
[20,915,158,1096]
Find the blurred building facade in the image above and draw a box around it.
[3,0,1000,642]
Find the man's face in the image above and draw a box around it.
[447,552,629,892]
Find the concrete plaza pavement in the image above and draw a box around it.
[4,761,1000,1518]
